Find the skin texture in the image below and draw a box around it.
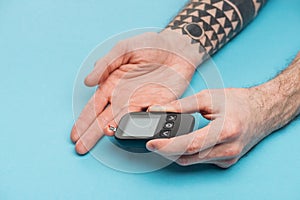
[70,0,300,169]
[71,32,198,154]
[147,53,300,168]
[71,0,267,155]
[166,0,267,55]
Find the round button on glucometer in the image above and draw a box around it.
[164,122,174,129]
[166,115,177,122]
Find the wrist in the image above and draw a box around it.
[159,29,205,67]
[246,85,279,141]
[249,75,300,139]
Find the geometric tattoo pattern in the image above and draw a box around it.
[166,0,267,55]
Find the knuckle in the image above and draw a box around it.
[96,117,109,129]
[197,148,213,160]
[224,145,242,158]
[186,140,200,154]
[176,159,189,166]
[168,101,182,112]
[217,159,238,169]
[221,121,242,141]
[216,163,231,169]
[230,122,242,137]
[231,121,242,135]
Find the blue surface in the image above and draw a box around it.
[1,0,300,199]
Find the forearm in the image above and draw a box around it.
[252,52,300,138]
[163,0,267,62]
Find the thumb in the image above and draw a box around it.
[148,91,212,113]
[85,41,128,87]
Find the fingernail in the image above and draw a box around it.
[146,143,156,151]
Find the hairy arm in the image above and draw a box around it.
[252,52,300,140]
[147,52,300,168]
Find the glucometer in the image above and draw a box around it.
[113,112,195,152]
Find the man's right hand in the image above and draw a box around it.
[146,52,300,168]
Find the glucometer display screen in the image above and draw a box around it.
[122,115,161,137]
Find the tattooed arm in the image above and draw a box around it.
[71,0,268,154]
[163,0,267,59]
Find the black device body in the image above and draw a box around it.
[113,112,195,152]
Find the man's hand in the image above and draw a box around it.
[147,88,267,168]
[147,53,300,169]
[71,31,200,154]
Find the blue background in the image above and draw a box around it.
[1,0,300,199]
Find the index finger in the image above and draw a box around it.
[146,121,223,156]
